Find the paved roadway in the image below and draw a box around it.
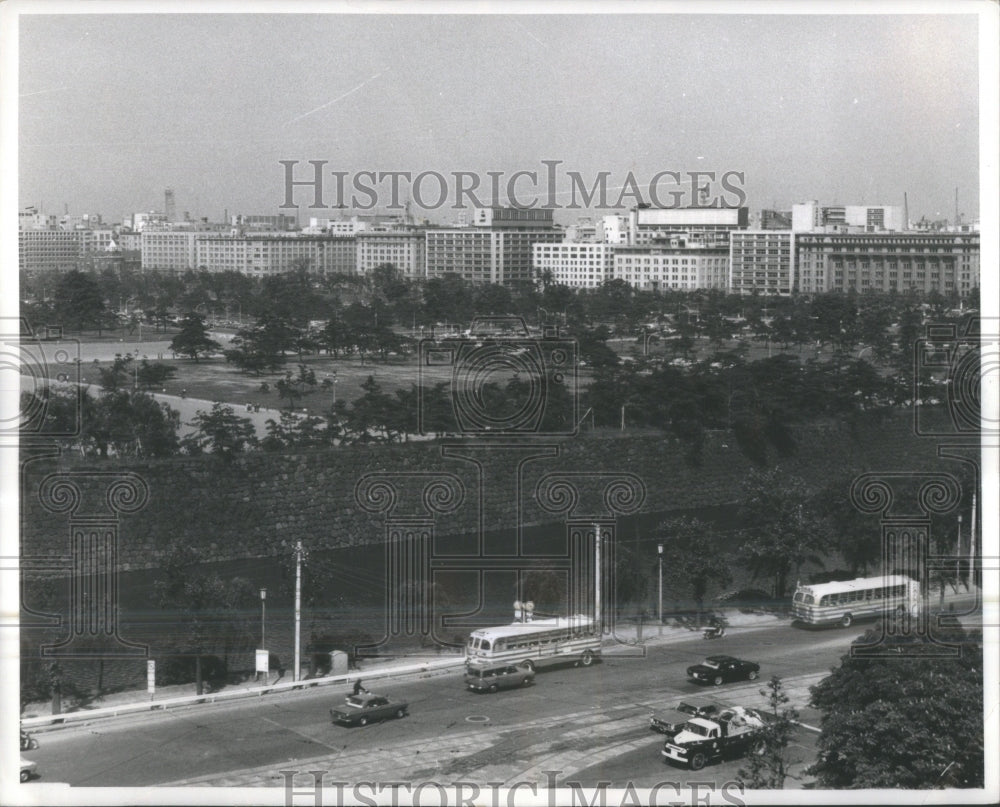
[27,622,852,789]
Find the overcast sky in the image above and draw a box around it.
[17,9,981,225]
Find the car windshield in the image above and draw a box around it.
[678,703,698,714]
[344,696,365,708]
[701,660,721,670]
[683,722,711,737]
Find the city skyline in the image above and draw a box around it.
[15,7,982,226]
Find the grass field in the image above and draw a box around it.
[57,330,843,418]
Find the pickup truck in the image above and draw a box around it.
[661,706,765,770]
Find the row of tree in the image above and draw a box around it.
[21,264,978,345]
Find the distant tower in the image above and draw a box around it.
[904,192,909,231]
[164,188,176,222]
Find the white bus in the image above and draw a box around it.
[465,615,600,672]
[792,574,920,628]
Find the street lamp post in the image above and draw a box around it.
[259,587,267,650]
[294,542,303,683]
[657,544,664,636]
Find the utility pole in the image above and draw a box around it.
[294,541,303,682]
[657,543,664,637]
[955,514,962,593]
[594,522,601,635]
[970,493,976,590]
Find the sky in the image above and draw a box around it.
[16,7,982,226]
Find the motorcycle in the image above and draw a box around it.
[20,730,39,751]
[702,625,726,640]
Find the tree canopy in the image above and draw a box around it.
[807,625,983,788]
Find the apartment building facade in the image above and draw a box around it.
[729,231,795,295]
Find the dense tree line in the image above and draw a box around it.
[21,262,979,343]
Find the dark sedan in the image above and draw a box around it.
[330,692,409,726]
[649,698,721,735]
[686,655,760,686]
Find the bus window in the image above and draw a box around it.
[481,640,491,651]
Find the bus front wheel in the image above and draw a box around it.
[840,613,853,628]
[521,660,535,673]
[580,650,595,667]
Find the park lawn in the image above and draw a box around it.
[54,333,837,419]
[68,352,455,416]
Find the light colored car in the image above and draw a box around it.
[465,661,535,693]
[20,757,37,783]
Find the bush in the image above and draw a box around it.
[156,654,228,690]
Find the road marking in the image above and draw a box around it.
[259,716,344,753]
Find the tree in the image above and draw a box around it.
[275,364,317,410]
[181,402,259,457]
[54,270,108,333]
[97,353,136,393]
[170,313,222,362]
[224,314,295,375]
[652,516,731,626]
[153,545,259,695]
[136,358,178,390]
[807,626,983,788]
[87,390,181,458]
[739,468,829,598]
[737,676,800,789]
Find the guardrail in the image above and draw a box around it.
[21,657,465,730]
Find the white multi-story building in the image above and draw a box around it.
[18,229,84,272]
[613,242,729,291]
[192,235,357,276]
[141,231,199,271]
[630,207,748,245]
[356,231,425,280]
[729,231,795,295]
[426,207,561,285]
[791,201,905,233]
[533,242,615,289]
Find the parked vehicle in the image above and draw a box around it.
[686,655,760,686]
[662,706,766,770]
[20,757,38,783]
[330,692,409,727]
[649,698,721,736]
[465,661,535,693]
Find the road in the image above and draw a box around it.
[26,622,849,789]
